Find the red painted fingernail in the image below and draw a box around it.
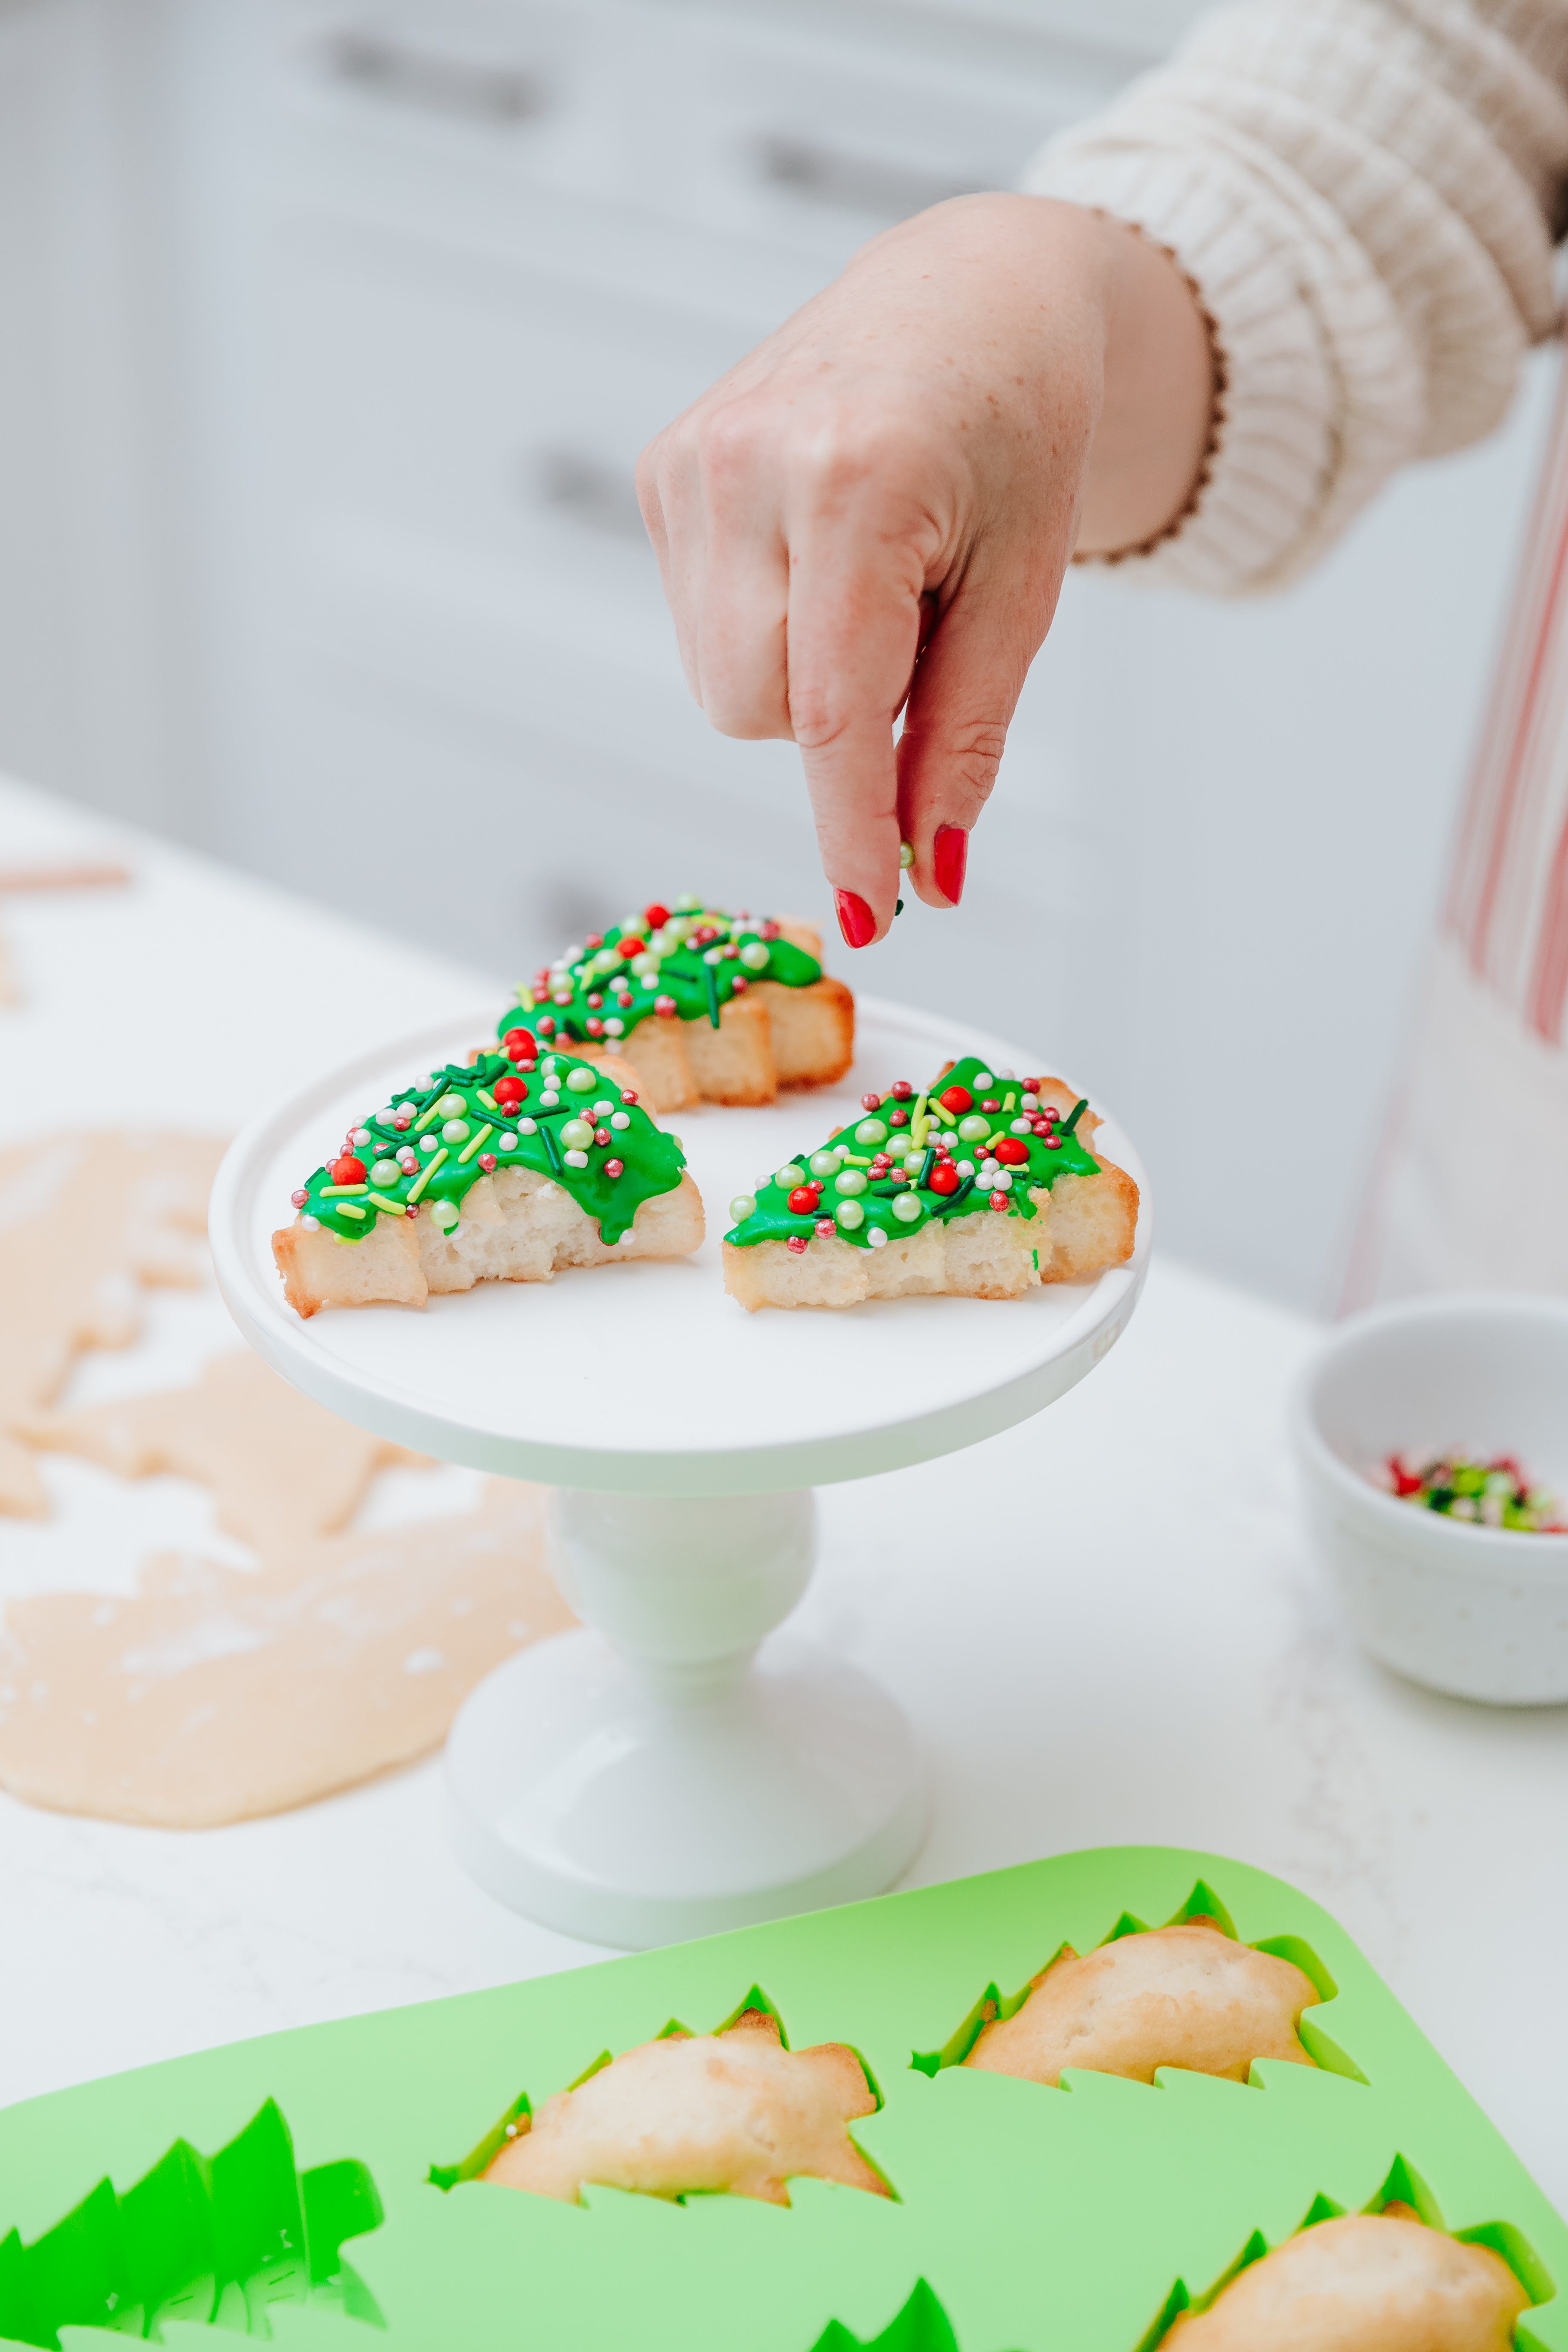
[834,889,877,949]
[934,824,968,906]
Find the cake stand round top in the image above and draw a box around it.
[209,994,1149,1495]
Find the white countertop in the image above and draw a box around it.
[2,774,1564,2219]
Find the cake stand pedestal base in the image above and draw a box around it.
[444,1488,925,1948]
[211,997,1148,1950]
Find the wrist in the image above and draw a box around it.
[1072,211,1217,558]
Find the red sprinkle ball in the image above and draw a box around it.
[605,1158,625,1179]
[655,995,678,1017]
[644,902,670,929]
[989,1191,1009,1212]
[478,1152,497,1173]
[815,1217,836,1237]
[861,1092,882,1112]
[291,1187,308,1207]
[788,1184,819,1214]
[731,975,748,991]
[928,1161,961,1196]
[787,1234,809,1253]
[620,1089,639,1105]
[585,1017,605,1036]
[940,1084,972,1115]
[994,1137,1029,1166]
[594,1127,611,1146]
[889,1080,913,1099]
[331,1154,365,1185]
[585,932,603,950]
[619,936,645,959]
[494,1074,527,1107]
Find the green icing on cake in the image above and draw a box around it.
[496,897,821,1053]
[724,1054,1102,1255]
[290,1047,685,1248]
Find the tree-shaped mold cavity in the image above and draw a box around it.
[810,2280,959,2352]
[1133,2155,1552,2348]
[432,1983,896,2207]
[0,2097,383,2346]
[912,1878,1363,2087]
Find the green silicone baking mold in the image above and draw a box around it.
[2,1846,1562,2352]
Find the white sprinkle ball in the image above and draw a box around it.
[611,1111,631,1130]
[420,1135,438,1153]
[300,1214,320,1231]
[517,1117,538,1134]
[867,1226,888,1247]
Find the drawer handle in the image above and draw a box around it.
[319,29,546,125]
[534,449,649,544]
[752,135,985,222]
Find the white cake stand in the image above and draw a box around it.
[210,996,1148,1948]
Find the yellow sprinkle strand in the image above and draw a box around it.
[456,1122,494,1165]
[515,986,536,1012]
[413,1099,443,1133]
[335,1201,368,1221]
[475,1089,498,1112]
[320,1182,368,1197]
[407,1147,447,1202]
[366,1190,408,1215]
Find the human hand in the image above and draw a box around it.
[637,194,1213,944]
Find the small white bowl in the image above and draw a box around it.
[1291,1294,1568,1703]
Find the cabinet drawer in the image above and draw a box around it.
[277,0,1134,266]
[270,230,759,597]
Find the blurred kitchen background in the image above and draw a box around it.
[1,0,1556,1309]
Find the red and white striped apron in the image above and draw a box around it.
[1346,355,1568,1303]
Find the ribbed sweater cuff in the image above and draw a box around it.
[1023,133,1421,594]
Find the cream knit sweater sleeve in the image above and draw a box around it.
[1023,0,1568,592]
